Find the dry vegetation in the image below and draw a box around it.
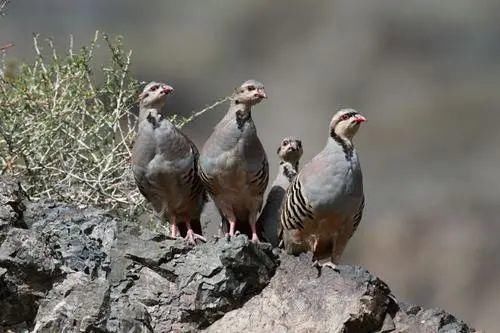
[0,31,227,216]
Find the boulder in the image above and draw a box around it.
[0,177,479,332]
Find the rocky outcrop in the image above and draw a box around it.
[0,177,478,332]
[207,254,474,333]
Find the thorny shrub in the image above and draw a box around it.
[0,32,227,217]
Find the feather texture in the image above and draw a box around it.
[131,82,206,244]
[279,109,366,264]
[198,80,268,241]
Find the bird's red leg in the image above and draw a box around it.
[221,204,237,237]
[170,216,181,238]
[249,213,260,243]
[228,219,236,236]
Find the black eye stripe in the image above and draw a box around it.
[150,85,159,91]
[247,86,256,91]
[340,112,358,120]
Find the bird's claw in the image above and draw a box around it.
[185,231,206,245]
[251,235,260,243]
[224,230,238,241]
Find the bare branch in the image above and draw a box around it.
[0,42,14,52]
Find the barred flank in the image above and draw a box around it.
[250,159,269,195]
[280,177,314,231]
[352,195,365,233]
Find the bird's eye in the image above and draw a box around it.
[150,85,159,91]
[297,141,302,148]
[340,114,351,121]
[282,140,289,146]
[247,86,256,91]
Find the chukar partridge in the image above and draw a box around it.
[132,81,206,245]
[259,137,303,246]
[280,109,366,269]
[199,80,268,242]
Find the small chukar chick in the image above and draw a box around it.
[259,137,303,246]
[132,81,206,245]
[199,80,269,242]
[280,109,366,271]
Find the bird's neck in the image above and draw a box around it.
[279,160,299,181]
[138,106,163,124]
[221,100,253,130]
[329,129,354,160]
[228,100,252,115]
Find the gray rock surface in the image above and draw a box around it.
[0,177,479,332]
[206,254,476,333]
[0,177,26,244]
[206,254,394,333]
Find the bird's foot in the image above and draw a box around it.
[185,230,206,245]
[224,230,240,241]
[249,222,260,243]
[152,224,181,241]
[312,260,339,277]
[250,233,260,243]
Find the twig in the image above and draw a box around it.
[0,43,14,52]
[178,96,230,128]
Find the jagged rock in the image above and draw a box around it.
[113,233,278,332]
[393,303,475,333]
[0,177,26,244]
[205,253,478,333]
[25,200,117,278]
[0,177,480,332]
[205,253,394,333]
[32,272,110,332]
[0,227,64,328]
[0,184,119,330]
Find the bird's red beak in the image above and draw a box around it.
[162,85,174,95]
[353,115,367,123]
[257,88,267,99]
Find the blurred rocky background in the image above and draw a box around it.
[1,1,499,331]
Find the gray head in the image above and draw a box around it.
[233,79,267,106]
[277,137,303,164]
[329,108,366,140]
[139,81,174,109]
